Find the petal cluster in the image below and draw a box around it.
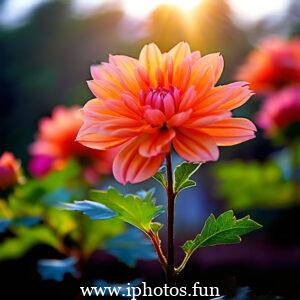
[0,152,23,190]
[237,37,300,93]
[77,42,256,184]
[29,106,115,182]
[256,87,300,137]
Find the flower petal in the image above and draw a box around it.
[195,82,252,113]
[178,86,197,111]
[167,110,192,127]
[109,55,139,76]
[91,57,140,96]
[88,79,123,100]
[172,56,192,91]
[104,99,141,119]
[77,123,129,150]
[144,109,165,126]
[139,43,163,87]
[186,111,232,127]
[168,42,191,70]
[77,98,145,150]
[191,53,224,85]
[201,118,256,146]
[163,94,175,119]
[190,66,216,98]
[113,138,165,184]
[109,55,141,95]
[173,128,219,162]
[139,128,175,157]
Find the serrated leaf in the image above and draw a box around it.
[105,228,157,267]
[90,187,163,233]
[153,166,167,188]
[182,210,262,254]
[59,200,117,220]
[173,162,201,193]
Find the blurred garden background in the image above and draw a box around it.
[0,0,300,299]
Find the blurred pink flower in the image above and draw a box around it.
[257,86,300,137]
[0,152,23,190]
[29,106,115,182]
[28,155,55,178]
[77,42,256,184]
[237,37,300,93]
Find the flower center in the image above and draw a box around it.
[145,86,179,113]
[153,87,169,99]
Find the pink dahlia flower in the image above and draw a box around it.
[257,86,300,138]
[77,42,256,184]
[29,106,115,182]
[237,37,300,93]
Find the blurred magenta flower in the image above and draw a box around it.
[0,152,23,190]
[237,37,300,93]
[28,155,55,177]
[256,86,300,139]
[29,106,115,182]
[77,42,256,184]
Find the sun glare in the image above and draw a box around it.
[228,0,289,23]
[121,0,289,23]
[121,0,201,18]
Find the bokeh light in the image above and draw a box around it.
[121,0,200,18]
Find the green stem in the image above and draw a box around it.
[166,152,176,285]
[175,252,192,274]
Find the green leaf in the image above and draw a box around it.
[173,162,201,194]
[46,208,78,237]
[0,236,36,261]
[8,160,82,215]
[0,225,61,260]
[16,226,62,250]
[89,187,164,233]
[153,166,167,188]
[182,210,262,254]
[150,222,163,234]
[214,160,293,209]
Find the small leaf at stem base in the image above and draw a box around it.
[173,162,201,194]
[153,166,167,188]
